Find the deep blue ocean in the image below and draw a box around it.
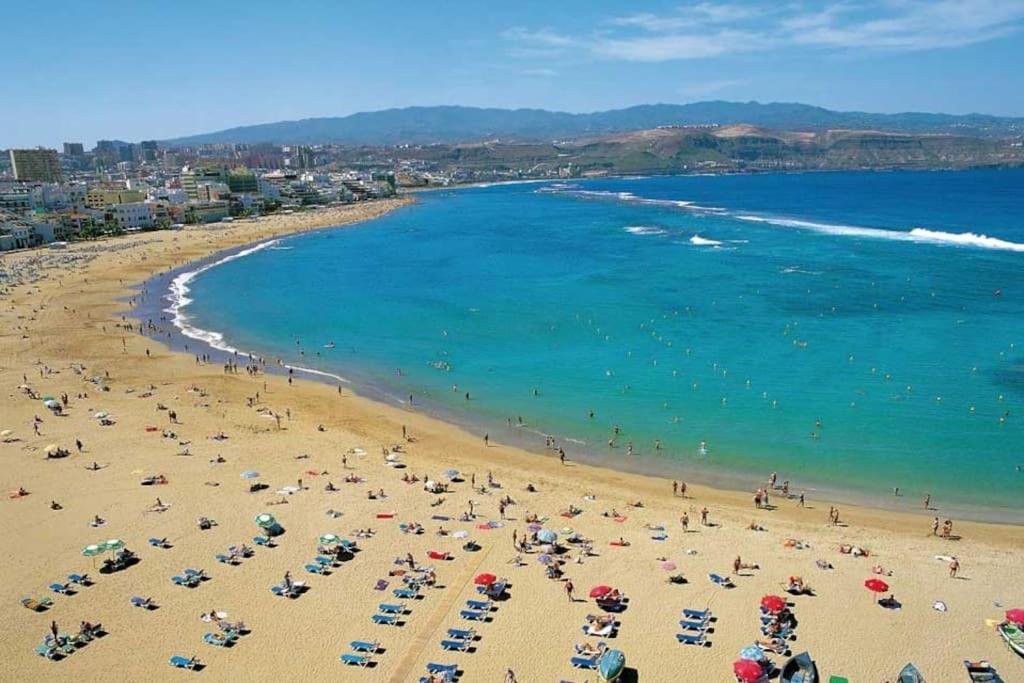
[175,169,1024,519]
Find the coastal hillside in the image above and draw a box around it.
[333,125,1024,175]
[164,102,1024,146]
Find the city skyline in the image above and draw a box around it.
[4,0,1024,148]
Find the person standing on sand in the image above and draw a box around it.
[798,491,805,507]
[680,513,689,532]
[931,517,940,536]
[700,507,709,526]
[559,449,565,465]
[565,580,574,602]
[484,434,489,446]
[949,557,960,578]
[673,481,678,496]
[924,494,931,509]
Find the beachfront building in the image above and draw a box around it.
[181,167,228,200]
[10,149,62,182]
[105,202,153,230]
[184,200,230,223]
[0,211,56,250]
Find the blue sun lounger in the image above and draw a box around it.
[378,603,405,614]
[253,535,273,547]
[447,628,475,640]
[131,596,154,608]
[171,575,197,587]
[571,655,599,669]
[35,644,58,660]
[184,568,205,578]
[393,587,417,599]
[203,632,230,647]
[305,563,327,574]
[315,555,335,566]
[350,640,379,653]
[679,620,708,631]
[68,573,89,585]
[341,653,372,667]
[441,639,470,651]
[49,582,73,594]
[683,608,711,621]
[708,573,734,588]
[216,554,236,565]
[465,599,491,611]
[270,584,297,597]
[460,609,486,621]
[427,663,458,675]
[169,655,200,669]
[372,614,398,626]
[677,632,706,646]
[149,537,170,548]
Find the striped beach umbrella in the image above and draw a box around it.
[82,544,103,557]
[103,539,125,551]
[319,533,340,545]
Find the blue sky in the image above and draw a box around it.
[5,1,1024,147]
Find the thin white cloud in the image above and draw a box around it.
[504,1,1024,62]
[678,78,750,97]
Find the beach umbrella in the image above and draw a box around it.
[42,396,55,402]
[739,645,765,661]
[255,513,276,528]
[44,444,60,455]
[1,429,13,437]
[561,527,574,535]
[661,560,677,571]
[103,538,125,551]
[538,554,554,565]
[733,659,764,682]
[385,453,400,462]
[452,530,469,539]
[761,595,787,612]
[443,468,459,480]
[94,411,109,419]
[864,578,889,594]
[43,399,60,409]
[81,544,103,557]
[1005,609,1024,625]
[474,573,497,586]
[527,523,542,533]
[319,533,340,545]
[240,470,260,479]
[589,585,613,599]
[537,529,557,543]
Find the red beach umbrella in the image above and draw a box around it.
[473,573,496,586]
[1005,608,1024,625]
[864,578,889,593]
[733,658,764,682]
[589,585,613,599]
[760,595,786,612]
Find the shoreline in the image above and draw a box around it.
[3,195,1023,681]
[140,195,1024,525]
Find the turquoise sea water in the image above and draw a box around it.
[177,170,1024,519]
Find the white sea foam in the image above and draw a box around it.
[689,235,723,247]
[624,225,668,236]
[735,215,1024,253]
[165,238,351,384]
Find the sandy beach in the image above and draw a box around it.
[2,199,1022,683]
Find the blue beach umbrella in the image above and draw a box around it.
[739,645,765,661]
[241,470,260,479]
[537,529,557,544]
[443,469,460,480]
[537,554,553,564]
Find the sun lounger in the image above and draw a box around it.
[372,614,398,626]
[21,597,53,611]
[441,639,470,651]
[466,599,491,611]
[341,653,372,667]
[427,663,459,675]
[216,554,236,565]
[708,573,734,588]
[68,573,89,585]
[571,655,599,669]
[131,596,155,609]
[49,582,73,595]
[394,588,418,599]
[169,655,200,670]
[350,640,380,653]
[679,620,708,632]
[379,603,405,614]
[35,644,58,660]
[171,575,197,587]
[460,609,486,621]
[582,622,614,637]
[253,535,273,546]
[203,632,230,647]
[315,555,335,566]
[677,632,706,645]
[305,563,328,574]
[683,608,711,621]
[149,537,170,548]
[447,628,475,640]
[184,568,205,578]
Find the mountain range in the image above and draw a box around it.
[164,102,1024,147]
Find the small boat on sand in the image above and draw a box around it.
[964,659,1002,682]
[597,649,625,681]
[898,663,925,682]
[780,651,818,683]
[997,621,1024,657]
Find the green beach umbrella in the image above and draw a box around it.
[319,533,340,545]
[82,544,103,557]
[255,513,276,528]
[103,538,125,551]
